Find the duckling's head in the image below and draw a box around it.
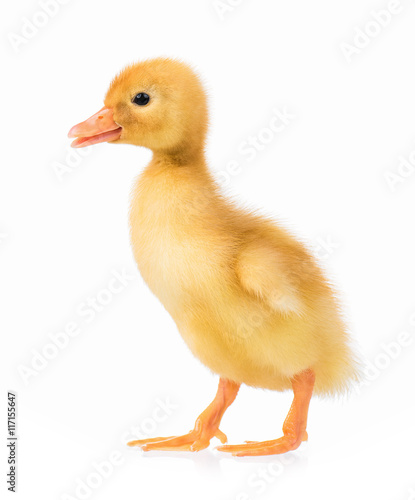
[68,58,208,158]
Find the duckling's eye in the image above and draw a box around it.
[132,93,150,106]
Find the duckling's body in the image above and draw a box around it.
[130,156,354,395]
[69,58,358,456]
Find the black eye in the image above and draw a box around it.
[132,93,150,106]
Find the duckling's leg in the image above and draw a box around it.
[127,378,240,452]
[217,368,315,457]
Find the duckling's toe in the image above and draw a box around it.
[127,427,227,452]
[216,433,307,457]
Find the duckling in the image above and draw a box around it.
[68,58,359,456]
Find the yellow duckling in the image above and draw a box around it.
[68,58,359,456]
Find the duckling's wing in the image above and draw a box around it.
[235,240,304,316]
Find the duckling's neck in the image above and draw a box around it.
[151,146,206,169]
[147,148,215,185]
[135,147,219,215]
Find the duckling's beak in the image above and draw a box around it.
[68,107,122,148]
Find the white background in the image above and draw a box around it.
[2,0,415,499]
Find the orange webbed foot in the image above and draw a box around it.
[128,378,239,452]
[216,431,308,457]
[127,428,227,452]
[217,369,314,457]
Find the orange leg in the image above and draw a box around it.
[217,368,315,457]
[127,378,240,452]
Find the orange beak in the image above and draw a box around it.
[68,107,122,148]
